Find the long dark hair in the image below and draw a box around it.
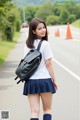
[26,18,48,48]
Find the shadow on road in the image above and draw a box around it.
[0,85,13,90]
[0,60,18,79]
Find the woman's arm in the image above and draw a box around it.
[45,58,58,90]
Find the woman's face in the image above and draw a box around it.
[33,23,47,39]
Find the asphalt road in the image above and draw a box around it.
[0,26,80,120]
[48,26,80,120]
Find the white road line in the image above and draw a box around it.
[52,58,80,81]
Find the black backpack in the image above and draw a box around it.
[15,40,43,84]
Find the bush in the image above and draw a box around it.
[67,14,76,23]
[4,26,14,41]
[46,15,59,25]
[59,8,69,24]
[16,21,21,31]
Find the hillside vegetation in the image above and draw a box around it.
[72,19,80,28]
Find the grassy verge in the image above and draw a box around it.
[0,32,21,65]
[71,19,80,28]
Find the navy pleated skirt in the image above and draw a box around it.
[23,78,56,95]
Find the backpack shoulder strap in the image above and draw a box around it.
[37,40,43,51]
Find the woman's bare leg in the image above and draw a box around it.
[28,94,40,118]
[40,92,53,120]
[40,92,53,114]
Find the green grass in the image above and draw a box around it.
[0,32,21,65]
[71,19,80,28]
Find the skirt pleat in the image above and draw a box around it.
[23,78,56,95]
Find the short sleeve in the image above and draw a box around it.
[42,41,54,60]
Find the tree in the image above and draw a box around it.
[35,2,53,21]
[0,0,11,6]
[0,0,12,40]
[0,1,21,41]
[46,15,59,25]
[59,7,69,24]
[0,0,12,28]
[25,6,38,22]
[52,3,61,16]
[67,14,76,23]
[3,5,21,41]
[75,4,80,19]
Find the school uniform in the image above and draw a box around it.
[23,39,56,95]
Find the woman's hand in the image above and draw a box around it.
[52,80,58,91]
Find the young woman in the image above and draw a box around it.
[23,18,58,120]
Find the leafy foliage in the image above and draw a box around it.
[25,6,37,22]
[23,0,80,25]
[35,2,53,21]
[46,15,59,25]
[0,0,21,41]
[0,0,11,6]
